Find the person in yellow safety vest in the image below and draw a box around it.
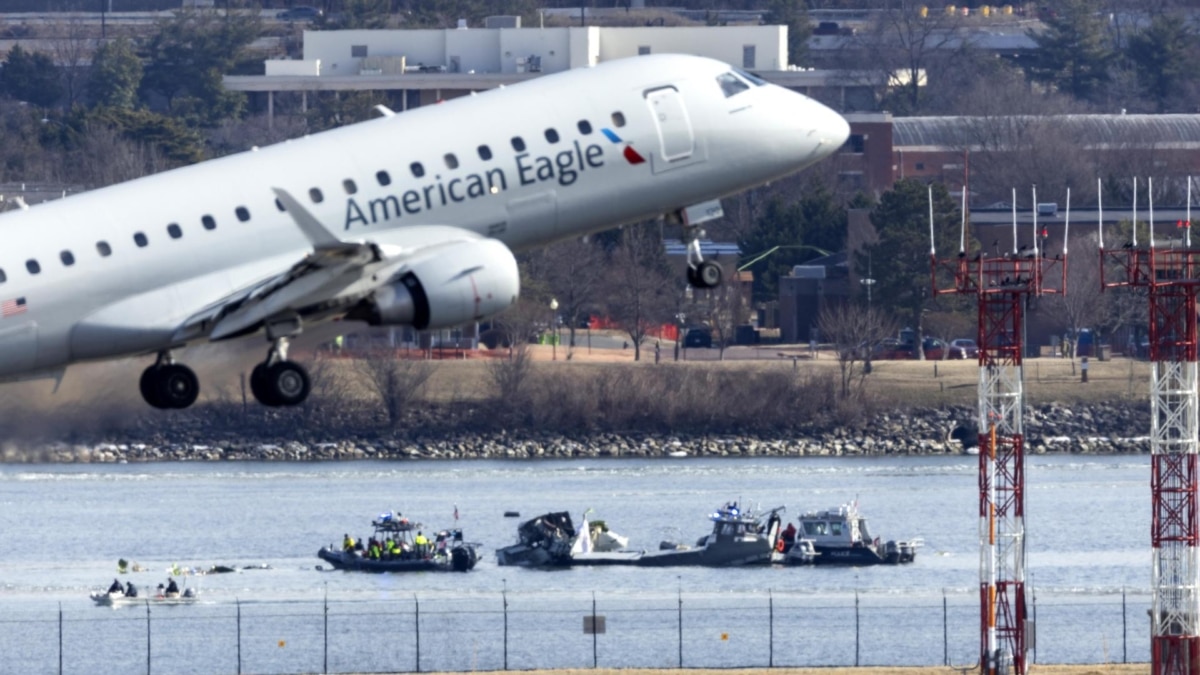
[343,534,355,552]
[414,531,429,555]
[387,539,399,557]
[368,541,381,560]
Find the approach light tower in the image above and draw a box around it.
[1100,177,1200,675]
[930,186,1067,675]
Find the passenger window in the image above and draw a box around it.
[309,188,324,204]
[134,232,148,248]
[97,241,112,257]
[612,112,626,128]
[60,250,75,267]
[477,145,492,161]
[0,268,5,283]
[26,259,40,274]
[717,72,750,98]
[410,162,425,178]
[376,170,391,186]
[235,206,250,222]
[167,223,183,239]
[444,154,458,170]
[544,128,559,144]
[343,179,357,195]
[577,120,593,135]
[511,136,526,152]
[202,215,216,231]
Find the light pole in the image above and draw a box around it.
[549,298,559,361]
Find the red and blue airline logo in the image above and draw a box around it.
[602,128,646,165]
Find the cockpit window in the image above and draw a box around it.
[734,68,768,86]
[717,72,751,98]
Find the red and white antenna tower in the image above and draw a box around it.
[930,185,1068,675]
[1100,176,1200,675]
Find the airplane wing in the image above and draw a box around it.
[172,188,502,344]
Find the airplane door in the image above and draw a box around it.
[0,322,37,377]
[644,86,695,167]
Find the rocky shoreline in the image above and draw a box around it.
[0,400,1152,463]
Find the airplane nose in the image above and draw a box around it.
[811,101,850,157]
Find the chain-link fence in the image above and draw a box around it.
[2,589,1150,675]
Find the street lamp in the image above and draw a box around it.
[549,298,559,361]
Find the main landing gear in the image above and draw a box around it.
[140,353,200,410]
[249,337,311,407]
[139,338,312,410]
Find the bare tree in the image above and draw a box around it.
[818,303,896,399]
[603,225,675,362]
[485,339,535,409]
[539,237,607,358]
[351,347,437,427]
[48,14,95,111]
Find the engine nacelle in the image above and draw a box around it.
[349,238,519,330]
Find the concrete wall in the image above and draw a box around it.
[597,26,786,69]
[265,59,320,76]
[300,25,788,78]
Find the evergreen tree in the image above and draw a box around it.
[89,37,143,110]
[0,45,62,108]
[1126,14,1197,113]
[1024,0,1112,101]
[856,179,960,347]
[739,178,846,303]
[765,0,811,67]
[140,10,260,126]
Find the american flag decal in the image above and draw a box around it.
[2,297,27,317]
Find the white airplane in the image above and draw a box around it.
[0,54,848,409]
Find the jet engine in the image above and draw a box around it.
[348,238,519,330]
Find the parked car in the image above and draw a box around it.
[684,326,713,349]
[276,6,322,20]
[950,338,979,359]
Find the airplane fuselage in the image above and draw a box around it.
[0,54,848,391]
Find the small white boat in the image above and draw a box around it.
[90,581,200,606]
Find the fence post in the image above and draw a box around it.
[414,595,421,673]
[323,584,329,675]
[502,579,509,671]
[677,578,683,669]
[943,589,948,666]
[591,592,598,669]
[854,590,860,667]
[236,599,242,675]
[146,601,152,675]
[1122,586,1127,664]
[768,589,774,668]
[58,603,63,675]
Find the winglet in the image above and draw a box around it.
[272,187,343,249]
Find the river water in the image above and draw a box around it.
[0,455,1154,674]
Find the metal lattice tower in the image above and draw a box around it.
[1100,178,1200,675]
[931,187,1067,675]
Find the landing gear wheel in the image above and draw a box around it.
[250,363,278,407]
[689,260,722,289]
[140,366,168,409]
[157,364,199,409]
[261,361,311,407]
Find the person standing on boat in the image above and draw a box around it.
[414,531,429,556]
[165,578,179,596]
[343,534,355,552]
[107,579,122,594]
[124,581,138,598]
